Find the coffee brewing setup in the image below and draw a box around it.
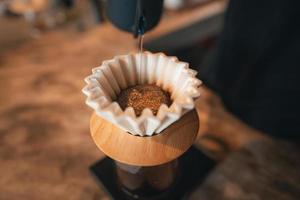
[83,1,215,199]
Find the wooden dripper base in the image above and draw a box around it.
[90,110,199,199]
[90,110,199,166]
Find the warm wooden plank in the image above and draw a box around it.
[0,25,137,200]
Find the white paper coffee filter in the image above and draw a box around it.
[82,52,202,136]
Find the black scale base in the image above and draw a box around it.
[90,146,215,200]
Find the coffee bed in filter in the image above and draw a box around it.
[83,52,202,166]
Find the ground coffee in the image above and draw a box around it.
[117,84,172,116]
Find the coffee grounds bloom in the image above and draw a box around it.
[117,84,172,117]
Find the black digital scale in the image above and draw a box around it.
[90,146,215,200]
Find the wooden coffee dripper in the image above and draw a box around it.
[90,110,199,166]
[90,109,199,197]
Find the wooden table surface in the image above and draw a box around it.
[0,25,137,199]
[4,2,298,200]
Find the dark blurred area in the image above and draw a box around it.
[0,0,103,52]
[0,0,299,200]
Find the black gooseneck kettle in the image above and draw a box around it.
[106,0,164,37]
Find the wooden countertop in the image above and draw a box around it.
[1,0,299,198]
[0,25,133,199]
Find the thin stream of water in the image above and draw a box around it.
[138,34,144,84]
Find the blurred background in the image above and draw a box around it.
[0,0,225,62]
[0,1,227,199]
[3,1,299,200]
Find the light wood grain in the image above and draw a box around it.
[90,110,199,166]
